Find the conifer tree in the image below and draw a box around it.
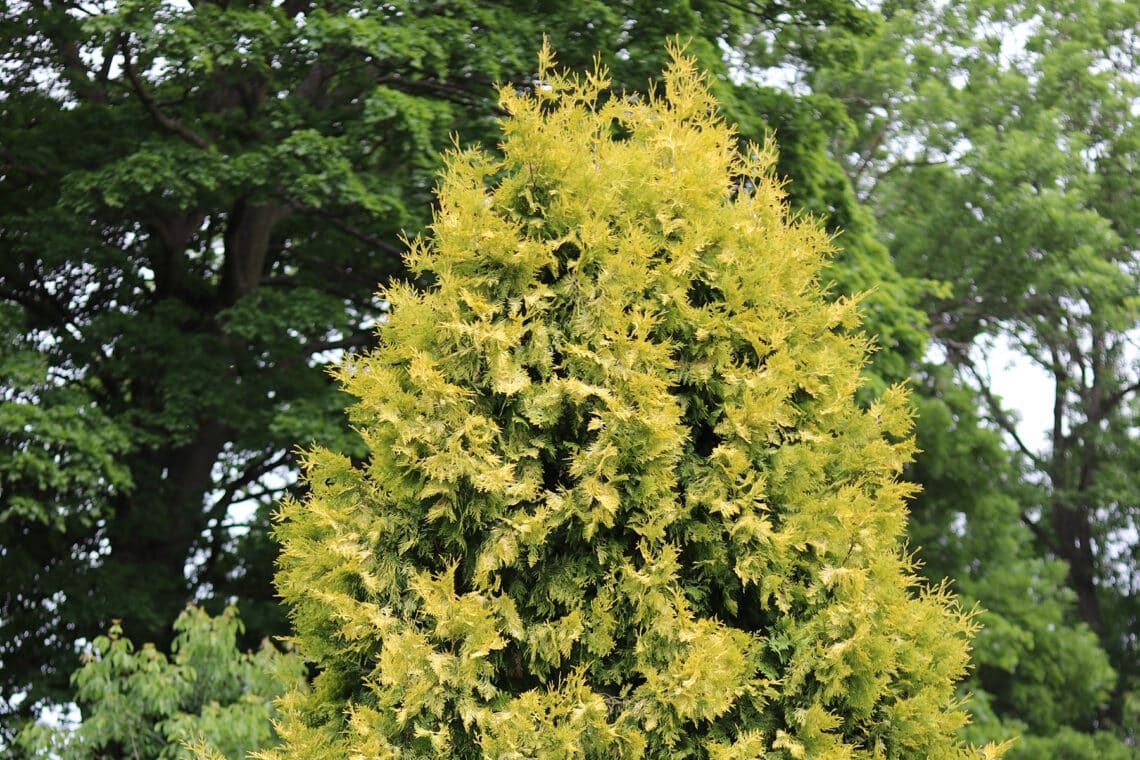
[266,46,1007,759]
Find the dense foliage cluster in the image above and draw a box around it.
[17,606,305,760]
[0,1,891,732]
[813,2,1140,752]
[266,49,1003,759]
[2,1,1137,757]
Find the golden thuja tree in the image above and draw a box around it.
[264,46,1008,759]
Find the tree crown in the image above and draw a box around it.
[267,45,1006,759]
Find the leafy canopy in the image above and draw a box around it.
[267,46,1005,759]
[0,0,896,729]
[812,0,1140,750]
[17,606,306,760]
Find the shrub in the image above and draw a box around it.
[19,605,305,760]
[266,45,1007,759]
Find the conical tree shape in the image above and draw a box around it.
[265,46,1008,759]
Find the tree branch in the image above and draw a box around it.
[191,448,294,586]
[873,158,949,182]
[945,342,1046,468]
[1021,512,1056,553]
[285,201,403,256]
[373,71,489,108]
[303,331,378,356]
[850,117,890,190]
[0,284,75,328]
[120,43,211,150]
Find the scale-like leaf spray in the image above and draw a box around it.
[264,44,1008,759]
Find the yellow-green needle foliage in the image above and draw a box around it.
[266,46,1008,760]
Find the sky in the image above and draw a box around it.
[974,336,1055,452]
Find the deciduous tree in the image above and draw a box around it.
[17,605,305,760]
[813,0,1140,751]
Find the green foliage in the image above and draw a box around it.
[905,372,1123,753]
[0,0,898,732]
[268,48,1004,759]
[16,605,305,760]
[812,0,1140,753]
[0,305,132,531]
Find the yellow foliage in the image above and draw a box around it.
[266,42,1004,759]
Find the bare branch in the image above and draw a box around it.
[945,343,1046,467]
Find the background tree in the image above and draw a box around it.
[1,0,898,735]
[812,0,1140,752]
[266,47,1005,759]
[17,605,306,760]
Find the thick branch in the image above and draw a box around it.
[873,158,949,182]
[121,44,211,149]
[221,199,291,304]
[1020,512,1056,553]
[1101,378,1140,414]
[373,71,488,107]
[850,117,890,190]
[1050,344,1066,462]
[293,61,335,101]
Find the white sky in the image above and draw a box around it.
[976,336,1055,452]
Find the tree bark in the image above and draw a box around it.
[1049,498,1103,632]
[221,198,289,305]
[103,419,232,647]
